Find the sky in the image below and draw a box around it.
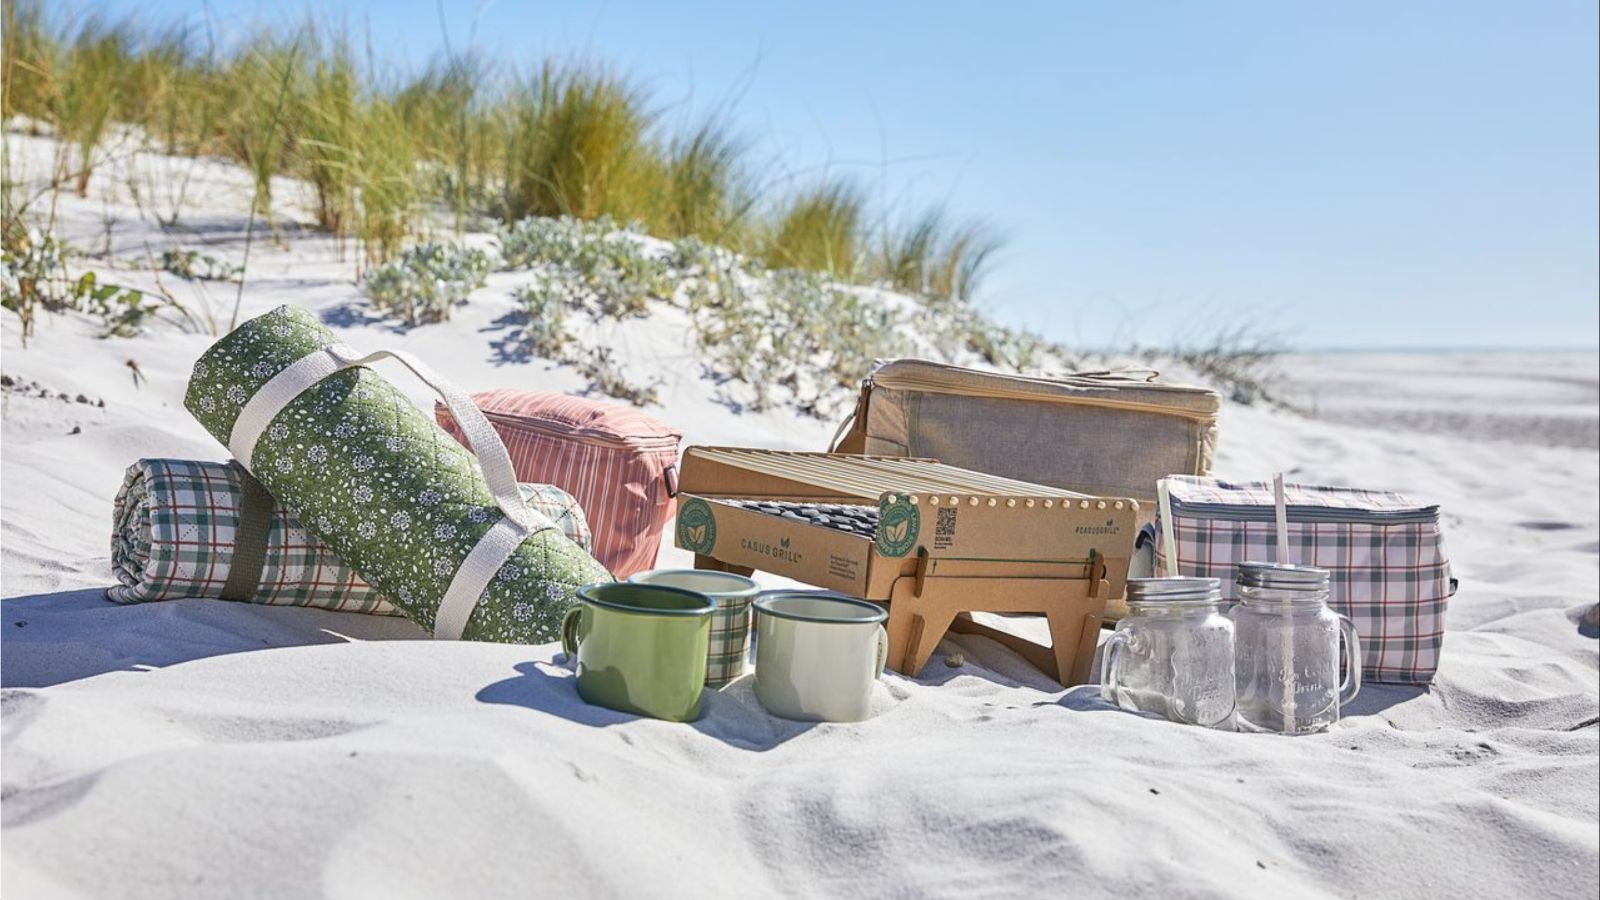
[81,1,1600,350]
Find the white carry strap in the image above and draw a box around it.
[228,342,554,640]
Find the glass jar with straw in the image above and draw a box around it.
[1230,562,1361,734]
[1234,472,1360,733]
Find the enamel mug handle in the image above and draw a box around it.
[874,624,888,678]
[1336,613,1362,706]
[561,606,583,661]
[1099,630,1131,705]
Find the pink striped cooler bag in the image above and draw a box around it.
[1151,475,1456,685]
[437,391,681,579]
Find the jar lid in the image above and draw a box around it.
[1237,561,1330,591]
[1126,577,1223,604]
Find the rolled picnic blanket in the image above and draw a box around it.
[183,305,613,642]
[108,457,593,615]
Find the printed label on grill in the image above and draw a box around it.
[934,506,958,550]
[827,554,859,582]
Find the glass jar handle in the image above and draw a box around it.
[1336,613,1362,706]
[1099,631,1131,706]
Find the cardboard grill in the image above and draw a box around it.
[675,448,1140,686]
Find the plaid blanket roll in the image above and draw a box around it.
[109,458,592,614]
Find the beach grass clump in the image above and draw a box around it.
[762,179,865,278]
[351,99,423,263]
[498,215,673,319]
[875,209,1002,305]
[214,33,304,224]
[60,21,135,196]
[359,241,491,325]
[1,1,59,126]
[497,65,656,224]
[657,116,749,242]
[396,57,493,230]
[296,34,360,236]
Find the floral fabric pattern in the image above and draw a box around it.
[184,305,613,643]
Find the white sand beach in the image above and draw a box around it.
[3,135,1598,899]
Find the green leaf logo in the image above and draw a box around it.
[676,498,717,555]
[875,495,920,558]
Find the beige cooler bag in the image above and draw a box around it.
[832,359,1220,506]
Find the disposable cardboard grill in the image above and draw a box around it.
[674,447,1139,686]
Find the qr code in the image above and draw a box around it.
[934,506,958,549]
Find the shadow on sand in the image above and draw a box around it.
[1,588,424,688]
[476,660,819,749]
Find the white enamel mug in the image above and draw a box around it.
[752,591,888,723]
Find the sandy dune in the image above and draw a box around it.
[3,135,1597,898]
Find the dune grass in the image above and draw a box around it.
[763,178,865,278]
[3,0,1005,307]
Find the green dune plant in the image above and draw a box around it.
[498,215,673,319]
[359,240,491,325]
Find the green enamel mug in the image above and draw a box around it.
[561,582,715,722]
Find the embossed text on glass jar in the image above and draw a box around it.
[1230,562,1361,735]
[1100,577,1236,728]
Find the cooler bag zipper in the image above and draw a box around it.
[1170,498,1440,526]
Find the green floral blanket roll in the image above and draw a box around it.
[184,305,612,643]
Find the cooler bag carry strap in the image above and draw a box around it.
[828,383,872,454]
[227,341,555,640]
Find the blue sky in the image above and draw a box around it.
[85,1,1599,350]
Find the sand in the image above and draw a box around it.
[3,132,1597,899]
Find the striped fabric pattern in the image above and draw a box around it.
[437,391,681,579]
[110,458,593,614]
[1153,477,1453,685]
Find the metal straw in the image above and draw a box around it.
[1274,473,1295,733]
[1157,478,1179,578]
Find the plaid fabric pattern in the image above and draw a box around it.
[110,458,593,615]
[1153,477,1452,685]
[705,598,753,687]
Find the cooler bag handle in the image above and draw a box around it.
[1070,367,1162,383]
[227,341,555,640]
[828,383,872,453]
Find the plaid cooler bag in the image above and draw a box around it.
[1153,476,1455,685]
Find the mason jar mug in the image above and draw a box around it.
[1230,562,1361,735]
[1100,577,1236,728]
